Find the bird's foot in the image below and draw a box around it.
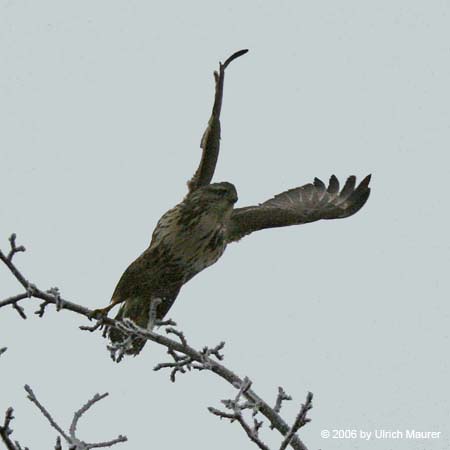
[88,307,110,321]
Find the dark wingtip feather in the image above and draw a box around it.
[339,175,371,218]
[340,175,356,199]
[314,177,326,189]
[360,174,372,188]
[352,174,372,198]
[346,188,371,216]
[328,175,339,194]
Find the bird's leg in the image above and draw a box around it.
[89,297,123,320]
[147,298,162,331]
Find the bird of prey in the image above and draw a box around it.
[95,49,371,355]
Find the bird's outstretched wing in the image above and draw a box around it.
[226,175,371,242]
[187,49,248,192]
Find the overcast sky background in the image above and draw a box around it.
[1,1,449,449]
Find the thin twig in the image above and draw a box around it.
[12,302,27,320]
[165,327,187,347]
[7,234,25,261]
[24,384,70,441]
[208,407,271,450]
[0,408,16,450]
[25,385,127,449]
[85,435,128,449]
[80,318,106,332]
[69,393,109,439]
[274,387,292,414]
[35,300,50,318]
[0,293,29,309]
[279,392,313,450]
[0,408,25,450]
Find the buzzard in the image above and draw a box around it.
[95,50,371,354]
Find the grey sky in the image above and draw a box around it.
[1,1,449,449]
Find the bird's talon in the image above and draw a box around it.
[89,308,108,320]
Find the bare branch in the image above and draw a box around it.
[85,435,128,449]
[0,293,29,309]
[270,387,293,430]
[25,385,127,449]
[69,393,109,440]
[47,287,62,311]
[165,327,187,347]
[12,303,27,320]
[34,300,50,318]
[0,235,96,318]
[1,235,311,450]
[274,387,292,415]
[79,317,106,333]
[208,407,270,450]
[25,384,70,441]
[0,235,30,290]
[279,392,313,450]
[0,408,16,450]
[7,234,26,261]
[0,408,27,450]
[13,441,29,450]
[201,341,225,361]
[208,377,270,449]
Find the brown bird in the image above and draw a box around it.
[96,50,371,355]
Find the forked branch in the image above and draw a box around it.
[0,385,127,450]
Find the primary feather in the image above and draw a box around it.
[226,175,371,242]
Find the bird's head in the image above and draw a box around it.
[202,182,238,204]
[185,182,238,219]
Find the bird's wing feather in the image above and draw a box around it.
[226,175,371,242]
[187,50,248,192]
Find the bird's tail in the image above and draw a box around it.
[108,297,151,356]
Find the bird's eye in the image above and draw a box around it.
[212,188,228,196]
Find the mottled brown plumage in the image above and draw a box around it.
[97,50,371,355]
[108,183,237,353]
